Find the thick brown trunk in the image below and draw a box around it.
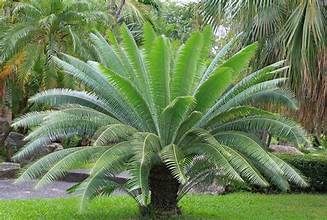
[142,165,181,218]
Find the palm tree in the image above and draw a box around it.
[13,25,308,217]
[0,0,110,120]
[201,0,327,135]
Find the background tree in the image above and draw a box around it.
[14,25,307,217]
[202,0,327,138]
[0,0,110,121]
[153,1,202,42]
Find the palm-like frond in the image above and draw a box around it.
[15,147,83,183]
[92,124,137,146]
[161,144,188,184]
[35,146,109,188]
[170,32,204,99]
[269,153,308,188]
[223,145,269,187]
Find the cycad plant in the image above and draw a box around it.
[13,25,308,217]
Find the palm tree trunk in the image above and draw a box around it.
[142,165,181,218]
[115,0,126,24]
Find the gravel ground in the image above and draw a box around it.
[0,179,76,200]
[0,170,130,200]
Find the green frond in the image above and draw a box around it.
[15,147,82,184]
[199,33,241,84]
[29,89,111,115]
[194,67,233,113]
[142,23,157,57]
[90,141,133,175]
[24,110,114,141]
[78,168,120,211]
[159,96,195,145]
[215,130,292,191]
[178,157,216,201]
[205,106,274,128]
[100,65,155,132]
[215,131,284,176]
[170,32,203,99]
[12,110,53,129]
[175,111,203,142]
[213,115,308,146]
[53,105,120,124]
[89,33,126,76]
[0,23,37,63]
[219,43,258,75]
[14,107,118,161]
[148,35,171,118]
[161,144,188,184]
[36,146,109,188]
[180,129,243,182]
[106,31,139,84]
[245,88,298,110]
[210,61,286,111]
[192,26,213,90]
[59,55,150,127]
[93,124,137,146]
[223,145,269,187]
[52,55,107,89]
[251,158,290,192]
[13,136,53,162]
[187,142,243,183]
[120,24,149,93]
[78,143,132,210]
[269,153,308,188]
[53,55,124,105]
[68,27,89,59]
[13,2,42,17]
[210,78,288,114]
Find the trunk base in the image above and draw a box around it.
[141,165,181,218]
[140,205,181,219]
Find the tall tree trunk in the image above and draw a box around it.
[115,0,126,24]
[266,133,272,148]
[143,165,181,218]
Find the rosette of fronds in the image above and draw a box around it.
[13,24,308,216]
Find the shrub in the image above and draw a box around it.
[276,153,327,193]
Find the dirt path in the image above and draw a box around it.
[0,179,75,199]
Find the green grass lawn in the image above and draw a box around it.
[0,193,326,220]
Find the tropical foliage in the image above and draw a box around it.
[154,1,202,42]
[13,25,308,216]
[0,0,110,122]
[201,0,327,132]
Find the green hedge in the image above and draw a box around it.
[277,153,327,193]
